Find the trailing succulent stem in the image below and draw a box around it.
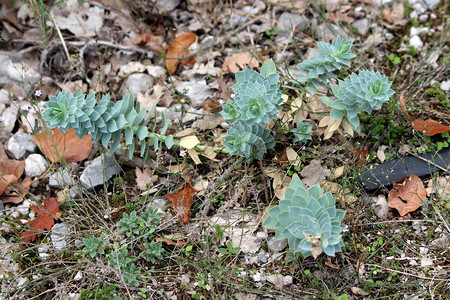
[42,91,228,158]
[291,36,356,95]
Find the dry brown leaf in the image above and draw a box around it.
[133,33,163,53]
[382,2,408,26]
[21,198,61,242]
[411,119,450,136]
[2,176,32,204]
[155,237,185,247]
[34,128,93,163]
[0,142,25,196]
[166,181,197,223]
[300,160,330,187]
[426,176,450,200]
[166,33,197,74]
[388,175,426,216]
[398,94,411,121]
[221,51,260,73]
[135,167,158,190]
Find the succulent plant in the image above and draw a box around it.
[222,122,274,160]
[323,70,395,132]
[291,121,313,144]
[220,59,282,161]
[42,91,172,158]
[264,176,346,258]
[291,36,356,94]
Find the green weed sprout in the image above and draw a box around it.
[264,176,346,258]
[81,235,105,258]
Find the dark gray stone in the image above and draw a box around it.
[358,148,450,190]
[80,154,120,189]
[6,132,38,159]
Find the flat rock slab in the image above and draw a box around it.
[80,154,119,189]
[358,148,450,190]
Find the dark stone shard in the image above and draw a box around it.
[358,148,450,190]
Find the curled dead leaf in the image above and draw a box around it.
[411,119,450,136]
[34,128,93,163]
[221,51,260,73]
[166,181,197,223]
[388,175,426,216]
[165,33,197,74]
[21,198,61,242]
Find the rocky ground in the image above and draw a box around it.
[0,0,449,299]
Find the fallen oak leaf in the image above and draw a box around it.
[34,128,93,163]
[165,33,196,74]
[166,181,197,223]
[221,51,260,73]
[388,175,426,216]
[2,176,32,204]
[0,142,25,196]
[21,198,61,242]
[155,237,185,248]
[411,119,450,136]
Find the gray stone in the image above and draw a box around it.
[423,0,440,7]
[1,105,18,133]
[6,132,37,160]
[412,2,427,13]
[314,23,349,42]
[49,169,74,188]
[243,5,260,15]
[440,80,450,92]
[150,198,167,210]
[80,154,120,189]
[146,66,166,78]
[0,51,41,96]
[352,19,370,36]
[25,154,49,177]
[122,73,154,98]
[409,35,423,49]
[278,12,308,35]
[229,13,248,27]
[268,236,288,252]
[155,0,180,12]
[51,223,69,251]
[175,80,215,108]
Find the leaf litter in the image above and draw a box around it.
[0,0,449,297]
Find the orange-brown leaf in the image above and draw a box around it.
[155,237,185,248]
[166,181,197,223]
[388,175,426,216]
[411,119,450,136]
[165,33,196,74]
[34,128,93,163]
[221,51,260,73]
[21,198,61,242]
[0,142,25,195]
[2,176,32,204]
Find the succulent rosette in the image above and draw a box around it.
[291,36,356,94]
[291,121,313,144]
[326,70,394,132]
[264,176,346,258]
